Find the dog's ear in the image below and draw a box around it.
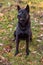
[17,5,20,11]
[25,5,30,13]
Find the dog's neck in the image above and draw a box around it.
[18,19,30,31]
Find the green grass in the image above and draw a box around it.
[0,0,43,65]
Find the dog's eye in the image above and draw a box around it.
[21,11,24,14]
[22,11,23,13]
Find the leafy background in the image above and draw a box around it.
[0,0,43,65]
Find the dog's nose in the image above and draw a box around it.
[20,18,23,20]
[18,14,23,20]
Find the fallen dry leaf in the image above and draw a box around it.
[27,61,32,65]
[3,45,12,53]
[0,17,4,21]
[0,43,3,46]
[0,55,7,62]
[40,23,43,26]
[0,13,4,17]
[7,24,13,28]
[40,28,43,31]
[16,53,22,57]
[0,55,11,65]
[0,29,6,33]
[32,51,37,54]
[40,57,43,62]
[21,45,25,50]
[36,39,42,42]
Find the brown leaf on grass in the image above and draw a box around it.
[36,39,42,42]
[27,61,32,65]
[3,45,12,53]
[37,34,43,41]
[41,58,43,62]
[0,55,11,65]
[0,13,4,17]
[0,43,3,46]
[40,23,43,26]
[40,34,43,37]
[0,29,6,33]
[8,15,14,21]
[0,17,4,21]
[31,51,37,54]
[21,45,25,50]
[40,57,43,63]
[1,4,16,13]
[0,51,3,55]
[0,55,7,62]
[0,55,8,65]
[16,53,22,57]
[40,28,43,31]
[3,37,8,40]
[38,2,43,8]
[7,24,13,28]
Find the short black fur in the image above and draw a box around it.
[14,5,32,55]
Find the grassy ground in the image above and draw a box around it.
[0,0,43,65]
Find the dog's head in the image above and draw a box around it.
[17,5,30,25]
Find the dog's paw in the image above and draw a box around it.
[15,51,19,56]
[26,52,29,56]
[26,49,30,55]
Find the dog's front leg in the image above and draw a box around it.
[26,37,30,55]
[15,35,19,56]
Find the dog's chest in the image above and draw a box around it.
[16,23,30,35]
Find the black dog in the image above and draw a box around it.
[14,5,32,55]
